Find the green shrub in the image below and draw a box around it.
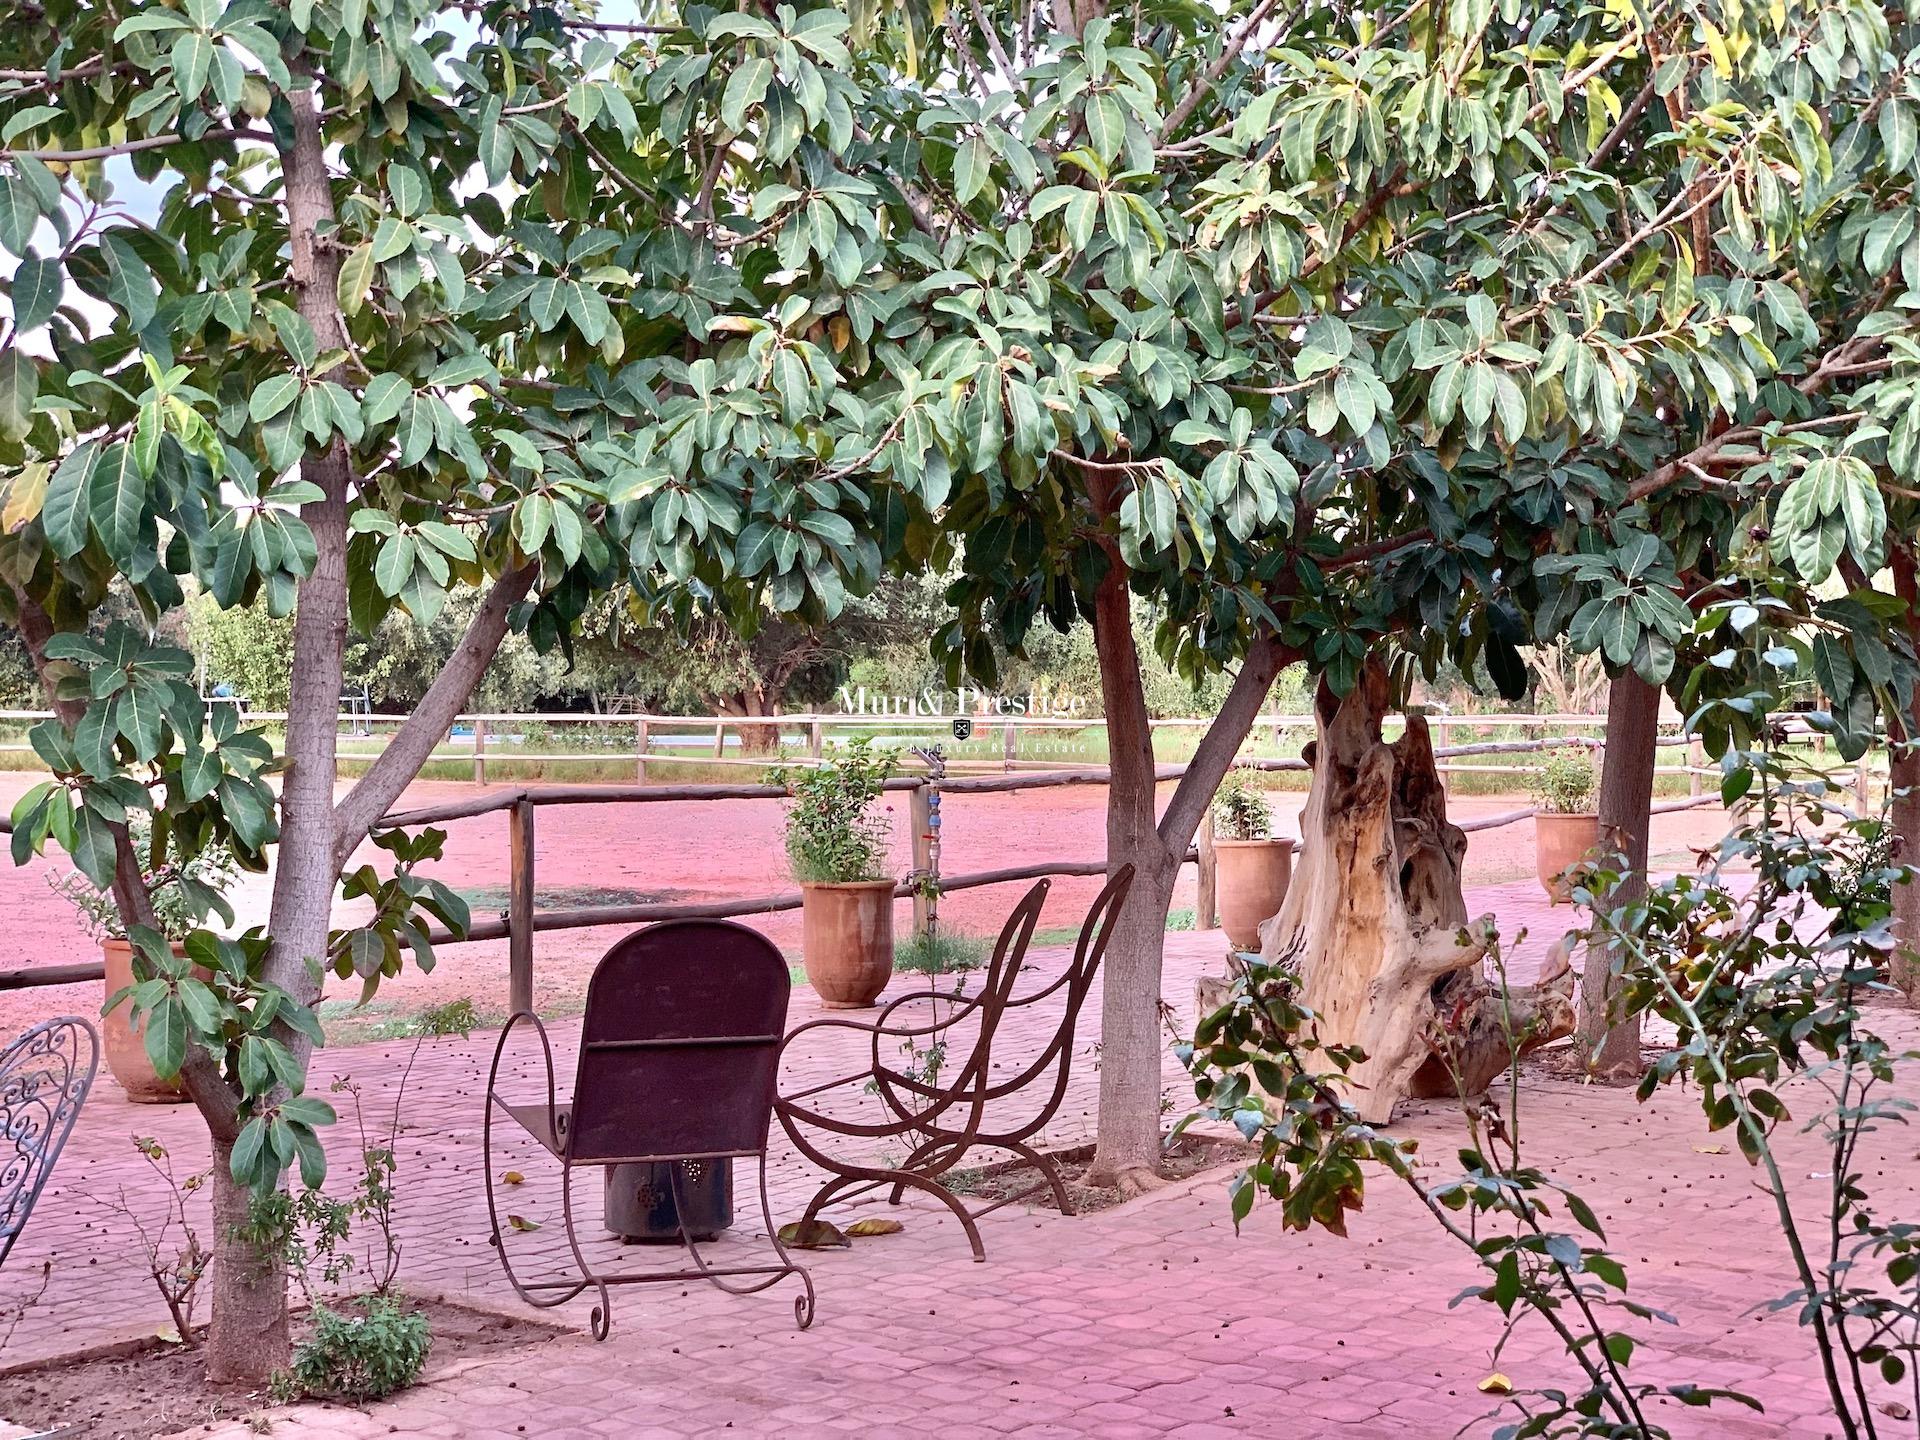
[770,738,895,883]
[894,930,986,974]
[287,1295,430,1401]
[1210,768,1271,840]
[1529,746,1598,814]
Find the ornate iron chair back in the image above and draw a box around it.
[1,1016,99,1270]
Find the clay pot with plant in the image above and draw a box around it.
[773,740,897,1008]
[1529,746,1600,903]
[1209,768,1294,950]
[49,819,236,1103]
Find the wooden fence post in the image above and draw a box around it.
[713,721,726,758]
[1857,753,1873,810]
[1689,734,1704,797]
[1003,719,1018,771]
[509,798,535,1015]
[1196,812,1218,931]
[471,717,486,786]
[911,781,935,941]
[808,719,823,758]
[635,717,648,784]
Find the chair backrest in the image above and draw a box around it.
[869,877,1049,1111]
[1,1016,99,1269]
[566,921,790,1165]
[982,864,1136,1109]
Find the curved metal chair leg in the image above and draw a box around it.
[663,1163,818,1329]
[484,1020,591,1315]
[559,1160,614,1341]
[886,1135,965,1205]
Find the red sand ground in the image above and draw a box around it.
[0,771,1733,1039]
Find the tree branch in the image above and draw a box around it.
[1159,0,1284,143]
[1157,633,1291,850]
[333,564,540,866]
[1,128,272,162]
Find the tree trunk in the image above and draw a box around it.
[1083,539,1174,1191]
[1577,669,1657,1079]
[1891,544,1920,1002]
[199,78,354,1386]
[1892,742,1920,1000]
[1254,661,1573,1123]
[737,688,781,756]
[205,1138,288,1383]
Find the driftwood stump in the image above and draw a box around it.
[1243,660,1573,1124]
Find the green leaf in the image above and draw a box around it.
[249,373,301,423]
[0,175,38,258]
[0,346,37,440]
[41,439,98,556]
[87,442,146,562]
[721,57,772,130]
[100,233,157,331]
[8,253,62,332]
[336,242,376,317]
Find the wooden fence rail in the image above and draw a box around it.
[0,719,1754,1000]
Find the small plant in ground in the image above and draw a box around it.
[1164,907,1195,931]
[1529,746,1599,814]
[285,1295,430,1402]
[372,996,481,1041]
[98,1137,210,1345]
[1210,769,1271,841]
[770,739,895,883]
[894,930,986,975]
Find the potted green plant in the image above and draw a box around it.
[1208,768,1294,949]
[1529,746,1600,903]
[773,739,896,1008]
[49,821,235,1102]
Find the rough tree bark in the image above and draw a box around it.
[1576,669,1657,1080]
[1890,544,1920,1001]
[1254,660,1573,1124]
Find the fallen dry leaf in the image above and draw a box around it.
[502,1170,525,1185]
[777,1219,850,1250]
[1477,1373,1513,1396]
[155,1324,183,1345]
[1692,1144,1727,1155]
[1881,1402,1912,1422]
[846,1218,904,1238]
[507,1213,541,1232]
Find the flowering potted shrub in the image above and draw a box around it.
[774,740,896,1008]
[1209,768,1293,950]
[1529,746,1600,903]
[49,821,235,1102]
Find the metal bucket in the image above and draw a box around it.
[603,1158,733,1243]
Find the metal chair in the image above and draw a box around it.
[1,1016,99,1270]
[775,878,1057,1260]
[484,921,813,1340]
[881,864,1135,1217]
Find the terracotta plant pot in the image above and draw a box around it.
[799,880,895,1009]
[1214,838,1295,951]
[1533,813,1602,904]
[100,938,192,1104]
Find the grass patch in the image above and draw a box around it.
[895,929,988,974]
[1165,908,1195,931]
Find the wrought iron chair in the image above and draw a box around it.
[775,878,1057,1260]
[2,1016,100,1270]
[484,920,814,1340]
[879,864,1134,1217]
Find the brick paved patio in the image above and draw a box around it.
[1,878,1910,1437]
